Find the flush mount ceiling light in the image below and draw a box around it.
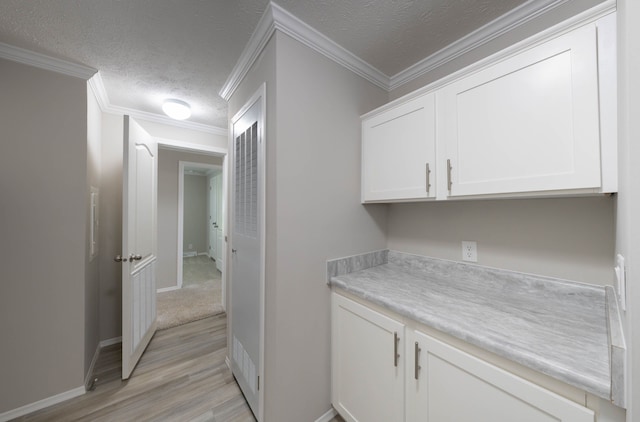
[162,99,191,120]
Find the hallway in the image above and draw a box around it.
[156,255,223,330]
[15,314,255,421]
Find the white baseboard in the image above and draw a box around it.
[157,285,180,293]
[183,251,197,257]
[198,252,209,256]
[315,407,338,422]
[84,343,100,390]
[0,386,85,422]
[225,356,232,371]
[99,336,122,348]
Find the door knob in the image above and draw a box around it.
[129,254,142,261]
[114,255,128,262]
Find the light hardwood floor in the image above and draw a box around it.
[15,314,344,422]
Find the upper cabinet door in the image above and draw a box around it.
[362,93,436,202]
[438,24,601,198]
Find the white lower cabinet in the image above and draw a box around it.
[332,293,595,422]
[407,329,594,422]
[332,293,405,422]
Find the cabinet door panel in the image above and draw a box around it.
[410,330,594,422]
[362,93,436,202]
[332,294,404,422]
[439,24,600,197]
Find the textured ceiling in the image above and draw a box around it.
[0,0,527,129]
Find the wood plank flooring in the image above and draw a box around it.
[16,314,255,422]
[15,313,344,422]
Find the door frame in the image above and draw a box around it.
[228,83,266,420]
[157,139,228,311]
[177,160,222,289]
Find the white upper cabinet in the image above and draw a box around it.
[362,93,436,202]
[360,9,617,202]
[438,23,601,198]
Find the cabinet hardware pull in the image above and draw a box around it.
[447,159,453,193]
[394,332,400,367]
[414,342,422,380]
[426,163,431,195]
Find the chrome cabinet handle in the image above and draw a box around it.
[447,159,453,193]
[425,163,431,195]
[394,332,398,367]
[129,254,142,261]
[232,249,237,253]
[414,342,422,380]
[114,255,127,262]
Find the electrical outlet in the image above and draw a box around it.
[188,243,193,250]
[462,241,477,262]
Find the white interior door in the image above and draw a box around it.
[122,115,158,380]
[209,175,218,260]
[230,90,264,418]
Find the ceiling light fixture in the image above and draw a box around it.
[162,99,191,120]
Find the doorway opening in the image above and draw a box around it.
[155,151,228,330]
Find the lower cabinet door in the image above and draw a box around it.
[332,294,405,422]
[408,330,594,422]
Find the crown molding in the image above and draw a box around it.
[0,42,96,79]
[87,72,110,110]
[105,103,228,136]
[219,1,390,101]
[390,0,571,90]
[390,0,616,90]
[269,3,389,90]
[88,71,227,136]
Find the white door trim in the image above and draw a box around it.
[177,160,222,289]
[229,82,266,421]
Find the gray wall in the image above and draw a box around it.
[99,116,226,340]
[229,31,389,421]
[387,197,615,285]
[0,58,87,412]
[183,175,208,255]
[385,0,616,287]
[85,82,102,382]
[617,1,640,420]
[99,112,124,343]
[157,149,222,290]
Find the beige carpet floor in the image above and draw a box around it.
[156,255,223,330]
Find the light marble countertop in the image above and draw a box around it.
[328,250,616,401]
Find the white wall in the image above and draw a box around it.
[85,82,102,381]
[229,31,389,421]
[617,0,640,420]
[0,58,87,413]
[99,114,226,339]
[157,149,222,290]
